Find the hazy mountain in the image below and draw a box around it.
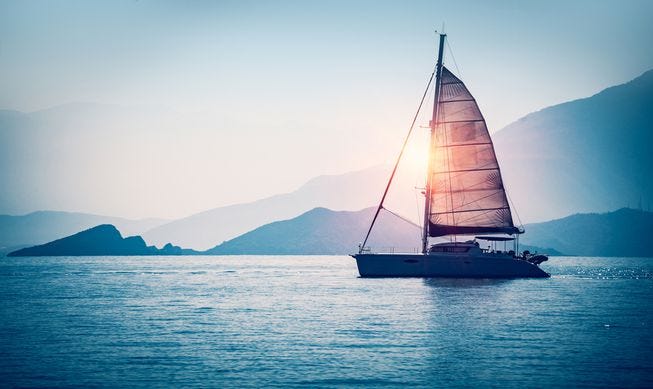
[0,211,167,251]
[8,224,193,257]
[5,69,651,252]
[207,206,650,257]
[8,208,648,257]
[205,207,422,255]
[521,208,653,256]
[146,69,653,249]
[494,69,653,222]
[142,166,398,250]
[0,102,187,218]
[0,101,399,222]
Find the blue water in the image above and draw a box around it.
[1,256,652,388]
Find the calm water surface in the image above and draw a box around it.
[1,256,652,388]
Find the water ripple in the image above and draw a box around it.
[0,255,651,388]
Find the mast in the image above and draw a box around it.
[422,33,446,254]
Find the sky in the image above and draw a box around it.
[1,0,652,219]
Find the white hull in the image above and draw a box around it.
[352,253,550,278]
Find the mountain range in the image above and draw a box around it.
[9,207,652,257]
[520,207,653,257]
[8,224,191,257]
[2,68,651,253]
[7,207,420,257]
[142,165,394,250]
[205,207,421,255]
[0,211,166,255]
[148,67,653,248]
[0,103,185,219]
[494,68,653,222]
[203,206,653,257]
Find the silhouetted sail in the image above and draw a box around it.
[428,67,519,237]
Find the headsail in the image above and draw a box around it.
[428,66,520,237]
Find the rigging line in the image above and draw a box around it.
[439,141,492,149]
[438,102,479,117]
[505,188,524,230]
[439,119,484,124]
[432,205,508,216]
[414,184,423,232]
[359,71,435,252]
[431,160,499,179]
[450,208,501,225]
[439,99,457,243]
[441,99,457,237]
[429,167,504,203]
[432,185,503,196]
[383,207,420,228]
[445,38,462,78]
[432,166,498,175]
[412,175,424,242]
[438,130,486,144]
[431,172,505,198]
[439,99,476,103]
[445,189,503,212]
[438,208,516,229]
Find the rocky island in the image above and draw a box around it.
[7,224,196,257]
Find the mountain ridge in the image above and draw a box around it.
[520,207,653,257]
[142,165,394,250]
[7,224,194,257]
[494,67,653,222]
[0,210,168,253]
[204,207,421,255]
[2,68,651,249]
[6,207,651,257]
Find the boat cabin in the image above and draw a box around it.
[428,236,518,257]
[428,241,481,256]
[476,236,516,255]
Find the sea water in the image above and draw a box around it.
[1,256,652,388]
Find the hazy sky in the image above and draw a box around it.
[1,0,652,219]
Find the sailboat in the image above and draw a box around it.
[352,33,549,278]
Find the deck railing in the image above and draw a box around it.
[360,246,420,254]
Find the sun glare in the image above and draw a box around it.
[400,135,429,178]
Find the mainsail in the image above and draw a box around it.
[428,66,520,237]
